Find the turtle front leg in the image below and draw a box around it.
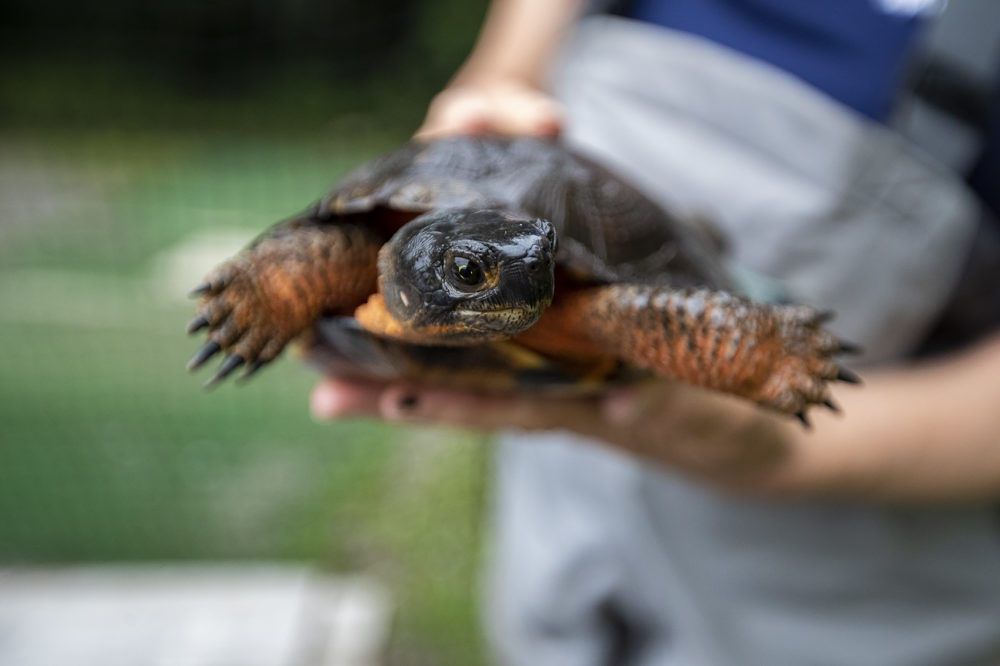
[519,285,860,421]
[187,217,380,384]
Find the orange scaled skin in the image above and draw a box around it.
[190,222,381,376]
[518,285,847,414]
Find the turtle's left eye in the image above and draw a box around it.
[450,255,484,287]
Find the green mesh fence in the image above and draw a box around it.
[0,2,492,663]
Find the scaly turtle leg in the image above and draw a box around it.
[517,285,860,419]
[187,215,381,384]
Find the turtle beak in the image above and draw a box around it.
[484,251,554,323]
[533,218,558,254]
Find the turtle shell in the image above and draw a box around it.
[319,136,735,291]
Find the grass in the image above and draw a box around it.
[0,127,490,665]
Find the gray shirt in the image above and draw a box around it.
[486,17,1000,666]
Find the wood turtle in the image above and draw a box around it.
[186,136,859,422]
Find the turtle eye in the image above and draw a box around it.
[450,255,484,287]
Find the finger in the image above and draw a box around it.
[377,384,508,428]
[379,384,599,432]
[492,94,564,137]
[416,90,494,139]
[417,86,564,139]
[600,387,643,423]
[310,377,385,421]
[601,381,687,425]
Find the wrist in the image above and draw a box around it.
[448,69,547,96]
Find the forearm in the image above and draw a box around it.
[452,0,585,87]
[771,333,1000,502]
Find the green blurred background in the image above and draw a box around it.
[0,1,494,663]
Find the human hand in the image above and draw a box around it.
[416,80,564,139]
[412,0,579,139]
[310,377,800,493]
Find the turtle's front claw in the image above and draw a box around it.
[187,315,210,334]
[184,219,381,388]
[837,341,864,355]
[189,264,237,298]
[237,359,267,383]
[836,367,862,384]
[186,259,297,386]
[190,282,212,297]
[203,354,246,388]
[754,307,863,422]
[187,341,222,371]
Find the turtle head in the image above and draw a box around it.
[370,209,557,344]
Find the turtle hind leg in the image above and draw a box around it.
[187,217,381,385]
[520,285,859,418]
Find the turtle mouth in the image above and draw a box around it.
[354,293,543,346]
[456,307,520,316]
[455,306,544,332]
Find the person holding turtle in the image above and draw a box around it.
[307,1,1000,663]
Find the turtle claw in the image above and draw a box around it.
[204,354,246,388]
[186,315,210,334]
[188,341,222,371]
[236,359,267,384]
[189,282,213,297]
[186,257,307,386]
[745,303,863,419]
[190,264,238,299]
[837,341,863,355]
[836,367,862,385]
[185,220,380,389]
[810,309,835,326]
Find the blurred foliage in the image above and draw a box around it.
[0,0,485,132]
[0,1,494,664]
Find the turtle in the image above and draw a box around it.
[186,136,859,421]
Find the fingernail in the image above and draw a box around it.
[602,388,639,423]
[310,383,340,420]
